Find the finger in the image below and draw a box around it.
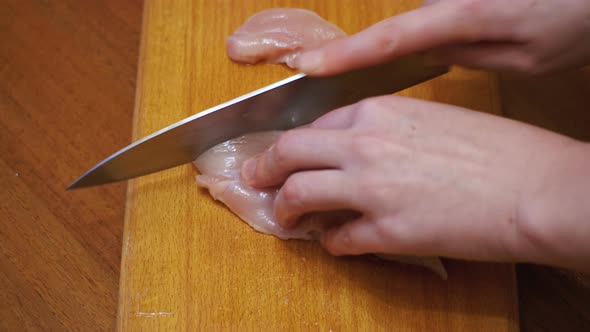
[422,0,440,6]
[321,218,384,256]
[295,2,479,75]
[274,170,364,228]
[430,42,534,73]
[241,129,350,188]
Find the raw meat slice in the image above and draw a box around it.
[200,8,447,279]
[226,8,346,68]
[194,132,318,240]
[194,131,447,279]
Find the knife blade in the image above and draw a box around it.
[68,56,447,189]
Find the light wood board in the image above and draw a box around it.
[118,1,518,330]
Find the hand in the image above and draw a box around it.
[294,0,590,75]
[241,96,590,271]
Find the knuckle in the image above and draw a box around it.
[273,131,297,168]
[356,96,406,121]
[323,237,344,256]
[373,19,401,57]
[454,0,489,39]
[350,134,387,162]
[357,176,398,210]
[375,218,398,240]
[517,52,544,75]
[357,175,382,197]
[457,0,486,17]
[280,175,307,208]
[350,107,371,126]
[375,218,409,252]
[323,228,354,256]
[352,96,397,125]
[357,98,380,112]
[358,96,388,112]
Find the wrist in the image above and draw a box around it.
[517,140,590,272]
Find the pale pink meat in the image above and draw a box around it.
[195,8,447,279]
[194,131,447,279]
[194,132,322,240]
[226,8,346,68]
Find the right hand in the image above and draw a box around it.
[295,0,590,75]
[242,95,590,272]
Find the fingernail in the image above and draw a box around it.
[242,158,257,183]
[296,50,323,73]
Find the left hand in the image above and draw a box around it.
[240,95,590,270]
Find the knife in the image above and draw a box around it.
[68,56,447,189]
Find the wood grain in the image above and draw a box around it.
[0,0,143,331]
[118,1,517,330]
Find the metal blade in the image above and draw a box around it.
[69,57,447,189]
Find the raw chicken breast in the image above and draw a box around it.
[199,8,447,279]
[227,8,346,68]
[194,132,321,240]
[194,132,447,279]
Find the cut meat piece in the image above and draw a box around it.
[198,8,447,279]
[194,131,447,279]
[194,131,342,240]
[194,132,319,240]
[227,8,346,68]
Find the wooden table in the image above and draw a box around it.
[1,1,589,331]
[0,0,142,330]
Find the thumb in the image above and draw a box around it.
[296,2,480,75]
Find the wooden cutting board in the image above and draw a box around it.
[117,1,519,330]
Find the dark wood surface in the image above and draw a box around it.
[0,1,588,331]
[1,1,142,331]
